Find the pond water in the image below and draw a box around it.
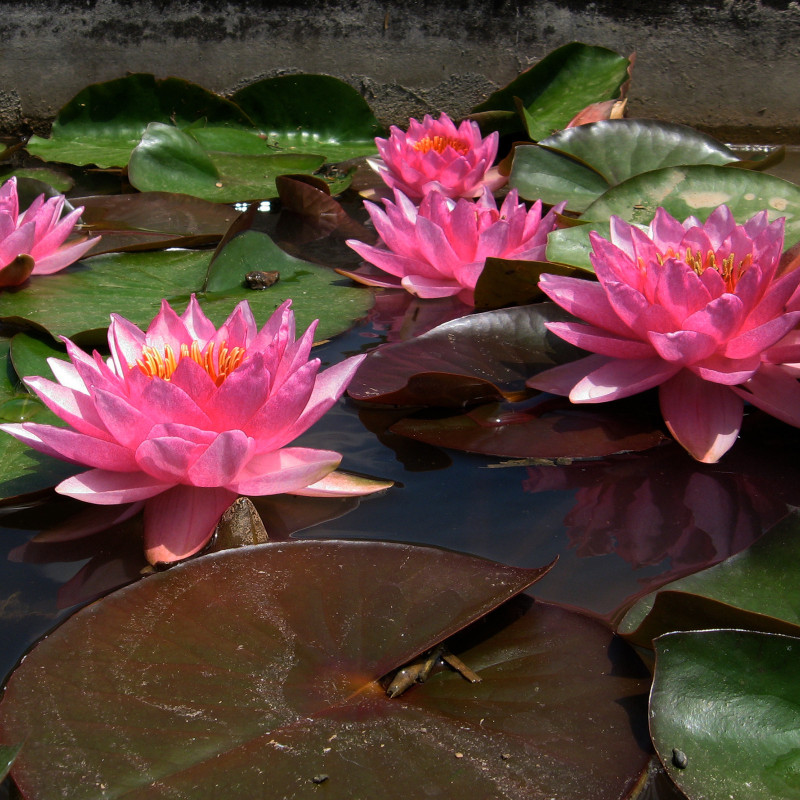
[3,147,800,799]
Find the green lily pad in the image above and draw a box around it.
[545,222,611,271]
[26,74,254,168]
[651,629,800,799]
[0,168,75,195]
[0,743,21,783]
[510,120,739,211]
[472,43,630,140]
[0,231,373,345]
[231,74,383,162]
[9,333,69,384]
[584,164,800,248]
[617,509,800,648]
[0,540,651,799]
[127,123,325,202]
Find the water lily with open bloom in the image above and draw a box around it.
[0,298,374,564]
[369,112,506,200]
[345,187,564,305]
[0,177,99,286]
[527,206,800,463]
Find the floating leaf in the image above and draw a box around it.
[618,509,800,648]
[651,629,800,800]
[584,164,800,247]
[390,396,667,459]
[0,231,373,345]
[545,222,610,271]
[26,74,253,168]
[472,43,630,140]
[127,123,325,202]
[0,540,652,799]
[348,303,582,407]
[0,743,21,782]
[76,191,239,253]
[231,74,384,162]
[1,167,74,194]
[473,257,583,310]
[510,120,738,211]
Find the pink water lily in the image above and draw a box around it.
[527,206,800,463]
[369,112,506,201]
[0,298,374,564]
[345,188,564,305]
[0,177,99,285]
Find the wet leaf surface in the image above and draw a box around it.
[389,396,667,459]
[651,629,800,800]
[584,164,800,247]
[510,120,738,212]
[473,257,583,310]
[0,231,373,345]
[0,540,653,799]
[0,743,21,783]
[76,191,239,253]
[618,509,800,648]
[472,43,630,140]
[348,303,583,407]
[25,74,254,168]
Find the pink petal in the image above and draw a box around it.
[289,470,394,497]
[186,429,253,487]
[526,354,614,396]
[229,446,341,495]
[733,363,800,428]
[545,321,654,358]
[659,369,743,463]
[56,469,170,504]
[568,357,681,402]
[144,485,236,564]
[402,274,463,298]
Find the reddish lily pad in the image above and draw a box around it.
[617,508,800,648]
[75,192,240,254]
[348,304,583,407]
[389,396,667,460]
[0,540,651,799]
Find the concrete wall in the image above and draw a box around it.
[1,0,799,141]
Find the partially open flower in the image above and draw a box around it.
[0,177,99,285]
[528,206,800,463]
[369,113,506,200]
[345,188,563,305]
[0,297,370,564]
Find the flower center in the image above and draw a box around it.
[137,340,246,386]
[655,247,753,292]
[412,135,470,156]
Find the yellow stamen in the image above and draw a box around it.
[412,135,470,156]
[652,247,752,292]
[137,340,246,386]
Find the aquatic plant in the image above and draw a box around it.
[346,188,563,304]
[0,177,98,286]
[528,206,800,462]
[0,297,367,564]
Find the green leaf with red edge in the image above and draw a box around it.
[347,303,584,407]
[617,508,800,649]
[0,540,652,799]
[389,396,667,460]
[75,192,240,254]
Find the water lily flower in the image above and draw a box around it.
[0,177,99,286]
[345,188,564,305]
[369,112,506,200]
[0,297,371,564]
[527,206,800,463]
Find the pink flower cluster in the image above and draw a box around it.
[1,298,372,564]
[0,177,98,285]
[347,113,560,304]
[528,206,800,462]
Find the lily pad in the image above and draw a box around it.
[0,743,21,783]
[472,43,630,140]
[617,509,800,648]
[0,540,651,799]
[26,74,254,168]
[348,303,583,407]
[473,257,583,310]
[0,231,373,345]
[651,629,800,799]
[389,396,667,460]
[510,120,739,211]
[76,191,240,254]
[127,123,326,202]
[231,74,384,162]
[583,164,800,248]
[545,222,611,272]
